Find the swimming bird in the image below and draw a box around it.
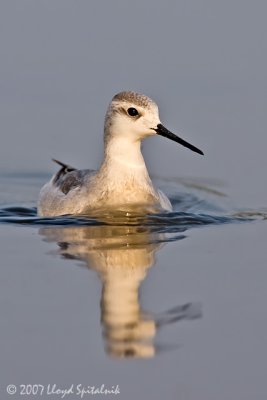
[38,91,203,217]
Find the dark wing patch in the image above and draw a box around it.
[52,159,93,195]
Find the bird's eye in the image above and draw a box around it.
[127,107,139,117]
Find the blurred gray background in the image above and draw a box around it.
[0,0,266,207]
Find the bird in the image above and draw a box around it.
[38,91,203,217]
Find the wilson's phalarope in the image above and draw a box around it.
[38,91,203,216]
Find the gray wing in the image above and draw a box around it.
[52,159,95,195]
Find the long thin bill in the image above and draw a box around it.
[155,124,204,155]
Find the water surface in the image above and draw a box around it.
[0,174,266,400]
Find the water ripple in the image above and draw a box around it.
[0,204,251,233]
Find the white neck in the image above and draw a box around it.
[99,137,149,179]
[90,135,160,209]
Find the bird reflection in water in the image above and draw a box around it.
[40,218,201,359]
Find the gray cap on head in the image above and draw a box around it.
[112,91,156,109]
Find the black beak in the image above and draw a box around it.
[154,124,204,155]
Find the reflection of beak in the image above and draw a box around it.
[154,123,204,155]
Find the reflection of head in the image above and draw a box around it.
[40,223,201,359]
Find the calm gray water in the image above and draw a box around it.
[0,174,266,400]
[1,1,267,399]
